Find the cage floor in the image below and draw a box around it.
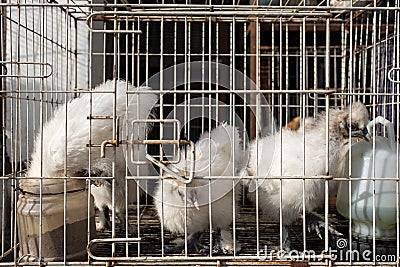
[90,200,351,259]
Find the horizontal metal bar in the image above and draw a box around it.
[0,89,391,96]
[109,175,400,181]
[11,175,400,181]
[12,176,90,180]
[0,89,339,94]
[87,115,115,120]
[125,89,339,94]
[126,139,189,146]
[88,52,352,57]
[2,89,394,95]
[129,119,184,164]
[88,29,141,33]
[1,3,400,11]
[86,10,333,20]
[0,260,397,267]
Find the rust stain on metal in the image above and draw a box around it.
[290,261,308,267]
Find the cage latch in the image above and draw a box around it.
[145,140,195,184]
[129,119,195,184]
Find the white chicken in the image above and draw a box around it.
[25,80,158,233]
[154,123,245,254]
[244,102,370,250]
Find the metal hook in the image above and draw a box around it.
[86,12,143,34]
[99,116,120,158]
[100,139,118,158]
[87,237,141,261]
[388,67,400,84]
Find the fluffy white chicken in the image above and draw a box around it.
[154,123,245,254]
[25,80,158,233]
[244,102,370,249]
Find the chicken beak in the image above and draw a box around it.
[352,128,370,142]
[188,190,200,211]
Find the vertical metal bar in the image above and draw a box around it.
[277,19,283,252]
[283,19,288,254]
[102,15,106,82]
[255,17,260,258]
[396,0,400,262]
[357,21,363,94]
[371,1,377,263]
[201,22,205,133]
[87,2,94,257]
[208,117,212,257]
[249,18,256,140]
[74,17,78,92]
[124,17,129,258]
[208,19,213,256]
[383,5,390,124]
[285,23,289,120]
[159,15,165,257]
[39,0,46,262]
[215,22,219,123]
[242,21,247,205]
[8,3,17,259]
[0,1,6,256]
[348,8,354,265]
[183,16,188,257]
[324,18,330,261]
[341,22,346,101]
[208,16,213,257]
[313,22,317,114]
[231,17,237,257]
[333,48,337,91]
[16,0,21,198]
[143,20,148,88]
[301,18,307,252]
[134,20,140,90]
[63,2,71,262]
[394,0,400,263]
[377,9,384,122]
[136,17,141,88]
[363,15,369,101]
[0,0,6,255]
[111,4,119,257]
[11,2,18,260]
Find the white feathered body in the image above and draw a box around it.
[246,107,365,225]
[154,124,245,235]
[26,80,158,215]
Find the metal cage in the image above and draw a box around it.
[1,0,399,266]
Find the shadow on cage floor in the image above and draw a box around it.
[91,203,352,258]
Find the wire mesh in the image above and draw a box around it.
[0,0,399,266]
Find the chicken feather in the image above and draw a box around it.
[154,123,245,253]
[25,80,158,232]
[244,102,370,248]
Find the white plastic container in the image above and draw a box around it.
[336,116,399,238]
[17,179,95,261]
